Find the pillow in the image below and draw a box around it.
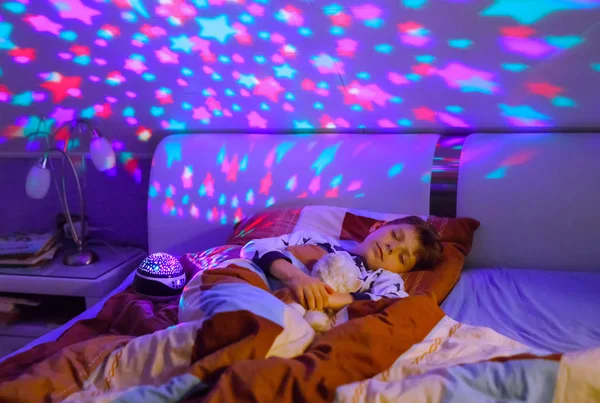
[179,245,243,280]
[339,212,480,303]
[227,207,303,246]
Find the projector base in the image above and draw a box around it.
[63,249,99,266]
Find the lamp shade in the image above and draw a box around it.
[90,136,116,172]
[25,162,51,199]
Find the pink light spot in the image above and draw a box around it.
[388,72,409,85]
[308,176,321,195]
[203,66,214,74]
[502,37,553,58]
[95,58,107,66]
[351,5,382,20]
[32,92,46,101]
[240,89,250,97]
[271,54,285,64]
[95,38,107,47]
[377,119,397,128]
[58,53,71,60]
[283,102,294,112]
[232,54,244,63]
[125,117,137,125]
[67,88,81,97]
[89,76,100,82]
[177,78,188,86]
[106,96,117,103]
[126,91,136,98]
[325,187,339,198]
[346,180,362,191]
[271,33,285,44]
[315,88,330,97]
[400,34,430,47]
[437,112,469,128]
[247,3,265,16]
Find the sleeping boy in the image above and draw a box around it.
[240,216,443,312]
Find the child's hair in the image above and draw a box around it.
[384,216,443,269]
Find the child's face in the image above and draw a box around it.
[357,222,423,273]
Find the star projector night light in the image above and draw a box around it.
[134,253,186,298]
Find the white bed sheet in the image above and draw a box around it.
[441,267,600,353]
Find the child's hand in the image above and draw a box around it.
[326,293,353,311]
[271,259,333,310]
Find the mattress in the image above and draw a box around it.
[441,267,600,353]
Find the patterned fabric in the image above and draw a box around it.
[2,260,599,402]
[179,244,242,279]
[240,231,408,301]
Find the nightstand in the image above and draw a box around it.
[0,244,146,358]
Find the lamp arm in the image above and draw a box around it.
[45,148,86,250]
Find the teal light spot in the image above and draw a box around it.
[211,72,222,81]
[317,81,329,89]
[80,107,96,118]
[258,31,270,40]
[142,72,156,81]
[485,166,507,180]
[225,88,235,96]
[552,96,576,108]
[60,31,77,41]
[123,107,135,117]
[448,39,472,49]
[330,26,344,36]
[298,27,312,37]
[375,44,393,54]
[202,89,212,96]
[314,102,324,110]
[398,119,412,127]
[213,110,223,117]
[122,11,137,22]
[54,1,71,11]
[218,55,230,63]
[354,193,365,198]
[421,172,431,183]
[388,163,404,178]
[591,63,600,72]
[446,105,463,113]
[11,92,34,107]
[254,55,266,64]
[151,106,164,117]
[149,186,158,198]
[131,53,145,61]
[3,2,26,13]
[390,96,403,104]
[502,63,529,72]
[165,120,186,130]
[199,184,207,196]
[181,102,192,110]
[330,174,343,188]
[182,195,189,205]
[275,142,296,163]
[406,73,421,82]
[351,105,363,111]
[97,30,112,40]
[132,33,148,43]
[546,35,584,49]
[239,13,254,23]
[403,0,428,8]
[358,124,366,129]
[165,186,174,198]
[220,213,227,225]
[232,104,241,111]
[357,72,371,80]
[0,67,2,77]
[240,154,248,170]
[415,55,435,63]
[453,145,463,150]
[364,18,384,29]
[219,194,226,205]
[312,143,341,175]
[285,93,295,101]
[266,197,275,208]
[499,104,550,121]
[323,4,343,15]
[73,55,90,65]
[260,102,270,110]
[217,146,226,164]
[294,120,313,129]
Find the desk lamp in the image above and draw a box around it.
[25,119,116,266]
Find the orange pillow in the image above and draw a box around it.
[340,212,480,303]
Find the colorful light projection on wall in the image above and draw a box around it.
[149,134,457,225]
[1,0,599,152]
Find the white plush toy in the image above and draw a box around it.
[289,252,363,333]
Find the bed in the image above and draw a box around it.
[1,133,599,402]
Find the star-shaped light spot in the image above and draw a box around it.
[247,111,267,128]
[273,64,296,79]
[457,76,499,94]
[49,0,100,25]
[253,76,284,103]
[481,0,599,25]
[40,73,82,103]
[171,35,195,53]
[25,15,63,35]
[311,53,340,74]
[50,107,75,126]
[412,107,436,122]
[197,15,237,43]
[11,92,34,107]
[238,73,259,88]
[124,58,148,74]
[155,46,179,64]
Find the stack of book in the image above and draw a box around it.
[0,231,61,267]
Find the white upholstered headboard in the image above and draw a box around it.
[148,132,600,271]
